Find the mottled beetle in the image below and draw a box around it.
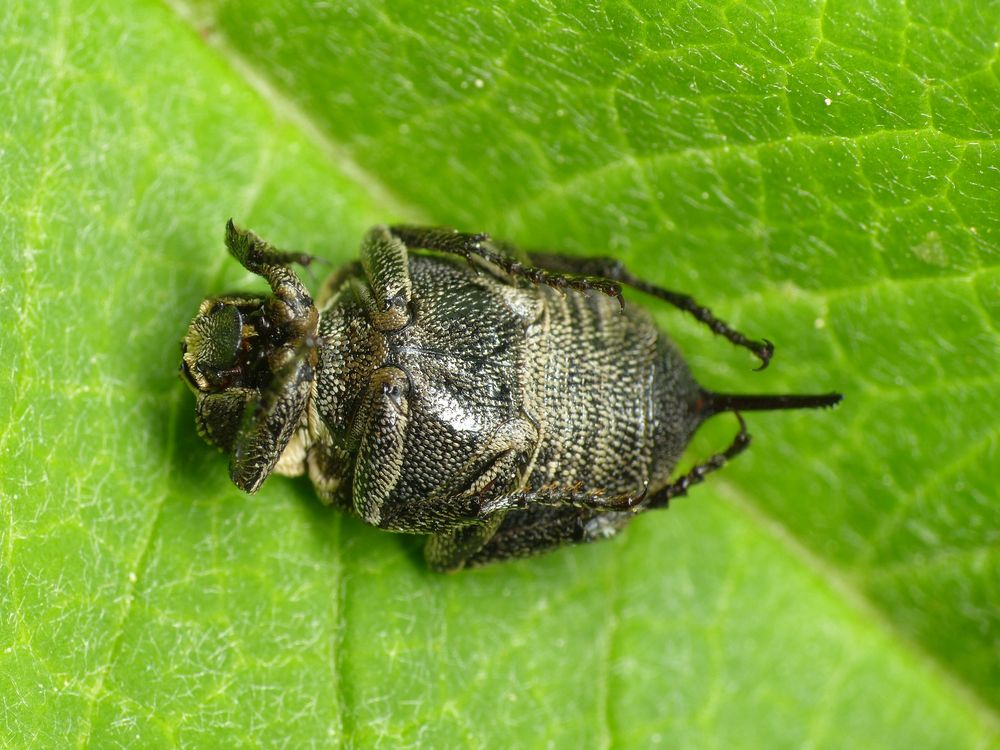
[181,221,841,571]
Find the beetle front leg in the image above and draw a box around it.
[305,442,355,512]
[225,220,318,332]
[440,506,636,569]
[230,356,315,494]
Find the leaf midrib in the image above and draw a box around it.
[718,481,1000,733]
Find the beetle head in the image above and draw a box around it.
[181,296,278,389]
[180,295,280,452]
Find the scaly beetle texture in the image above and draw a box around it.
[180,221,842,571]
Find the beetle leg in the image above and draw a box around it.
[359,225,412,331]
[436,417,751,567]
[225,220,317,333]
[225,218,319,270]
[425,418,537,506]
[349,366,410,527]
[388,225,625,309]
[304,442,355,511]
[229,353,315,494]
[440,506,635,569]
[315,261,363,308]
[390,226,771,367]
[482,484,646,515]
[424,515,505,573]
[643,413,752,510]
[422,486,642,569]
[528,252,774,369]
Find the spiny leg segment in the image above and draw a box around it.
[389,225,773,368]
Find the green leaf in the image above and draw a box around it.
[2,0,997,747]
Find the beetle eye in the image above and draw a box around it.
[201,305,244,368]
[183,303,244,380]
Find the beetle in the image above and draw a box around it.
[180,221,841,571]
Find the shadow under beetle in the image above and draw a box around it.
[180,221,842,571]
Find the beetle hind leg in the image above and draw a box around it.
[443,506,635,569]
[436,415,752,568]
[388,225,626,309]
[388,225,772,368]
[424,515,505,573]
[528,252,773,369]
[642,413,751,510]
[425,484,649,570]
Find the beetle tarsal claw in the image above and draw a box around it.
[752,338,775,370]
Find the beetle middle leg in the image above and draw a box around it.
[359,225,413,331]
[348,366,411,527]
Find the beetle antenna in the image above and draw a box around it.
[697,389,842,419]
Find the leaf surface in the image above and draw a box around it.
[1,0,997,747]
